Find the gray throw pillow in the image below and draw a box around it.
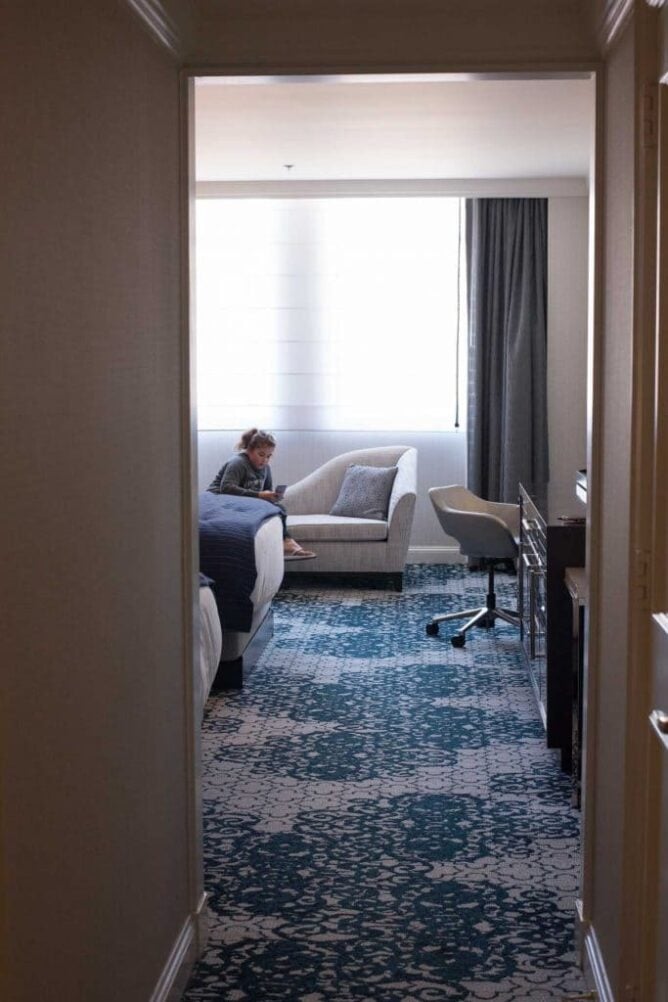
[329,464,398,520]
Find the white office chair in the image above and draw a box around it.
[426,485,521,648]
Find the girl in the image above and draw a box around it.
[207,428,316,560]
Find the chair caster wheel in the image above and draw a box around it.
[426,622,439,637]
[451,634,466,648]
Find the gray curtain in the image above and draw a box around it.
[466,198,548,503]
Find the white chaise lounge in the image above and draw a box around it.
[283,445,418,590]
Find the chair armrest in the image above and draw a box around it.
[482,500,520,539]
[386,448,417,545]
[387,489,417,546]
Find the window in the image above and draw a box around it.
[195,196,466,431]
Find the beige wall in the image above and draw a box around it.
[188,0,597,70]
[589,18,635,993]
[547,196,590,489]
[0,3,194,1000]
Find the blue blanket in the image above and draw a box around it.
[199,493,281,633]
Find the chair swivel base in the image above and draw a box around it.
[425,579,520,648]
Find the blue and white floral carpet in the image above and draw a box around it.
[183,564,587,1001]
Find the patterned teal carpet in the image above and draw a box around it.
[183,564,587,1001]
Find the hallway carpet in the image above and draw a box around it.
[183,564,587,1001]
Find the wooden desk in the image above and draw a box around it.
[519,483,586,771]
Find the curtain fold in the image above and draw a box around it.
[466,198,548,503]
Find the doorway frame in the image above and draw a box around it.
[180,56,609,991]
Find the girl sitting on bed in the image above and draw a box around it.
[207,428,316,561]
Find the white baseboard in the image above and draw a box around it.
[152,893,209,1002]
[583,921,615,1002]
[408,546,464,564]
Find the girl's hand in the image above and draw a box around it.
[259,490,278,501]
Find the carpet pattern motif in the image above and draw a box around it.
[183,564,587,1001]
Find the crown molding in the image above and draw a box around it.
[125,0,182,57]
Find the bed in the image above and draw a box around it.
[198,574,223,716]
[198,494,285,695]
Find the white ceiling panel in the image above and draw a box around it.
[195,74,594,183]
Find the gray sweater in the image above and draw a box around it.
[207,453,273,497]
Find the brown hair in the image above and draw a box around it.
[236,428,277,452]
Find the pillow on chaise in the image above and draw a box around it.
[329,464,398,521]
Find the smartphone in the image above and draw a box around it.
[275,484,287,499]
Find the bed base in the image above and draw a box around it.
[210,609,274,691]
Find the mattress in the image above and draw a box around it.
[221,514,284,662]
[198,584,223,715]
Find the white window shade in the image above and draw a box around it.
[195,197,466,432]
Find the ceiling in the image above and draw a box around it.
[194,74,595,183]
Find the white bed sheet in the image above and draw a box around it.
[221,514,284,662]
[198,584,223,715]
